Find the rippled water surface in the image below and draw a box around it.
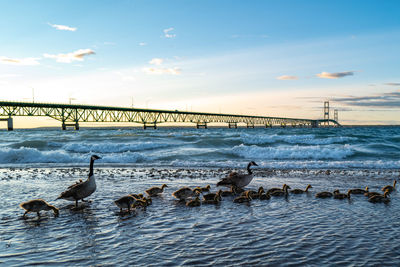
[1,167,400,266]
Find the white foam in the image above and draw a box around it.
[63,141,172,153]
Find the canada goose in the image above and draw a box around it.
[186,196,201,207]
[172,187,201,201]
[270,184,290,197]
[290,184,312,194]
[221,185,238,197]
[348,186,369,195]
[20,199,59,218]
[233,191,252,203]
[382,180,396,193]
[57,155,101,208]
[203,189,222,202]
[133,198,149,209]
[369,191,390,203]
[217,161,258,188]
[315,191,333,198]
[145,184,168,197]
[333,190,350,199]
[267,184,289,195]
[195,184,211,192]
[364,191,387,198]
[114,195,136,213]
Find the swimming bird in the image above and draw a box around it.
[145,184,168,197]
[221,185,238,197]
[258,187,270,200]
[267,184,289,195]
[194,184,211,193]
[203,190,222,204]
[172,187,201,201]
[290,184,312,194]
[333,190,350,199]
[114,195,136,213]
[217,161,258,188]
[186,196,201,207]
[20,199,59,218]
[233,191,252,203]
[369,191,390,203]
[270,184,290,197]
[382,180,396,193]
[348,186,369,195]
[315,191,333,198]
[57,155,101,208]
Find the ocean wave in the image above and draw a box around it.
[0,147,149,164]
[239,133,357,145]
[230,144,354,160]
[62,142,172,153]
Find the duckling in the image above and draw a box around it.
[270,184,290,197]
[240,188,260,199]
[221,185,238,197]
[114,195,136,213]
[186,196,201,207]
[364,191,386,198]
[131,193,144,199]
[203,189,222,201]
[203,193,222,205]
[145,184,168,197]
[20,199,59,218]
[333,189,350,199]
[172,187,201,201]
[369,190,390,203]
[348,186,369,195]
[382,180,396,193]
[196,184,211,192]
[267,184,289,195]
[233,191,252,203]
[133,198,149,209]
[315,191,333,198]
[290,184,312,194]
[258,187,270,200]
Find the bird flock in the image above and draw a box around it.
[19,156,397,218]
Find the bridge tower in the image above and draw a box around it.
[324,101,329,127]
[334,109,338,123]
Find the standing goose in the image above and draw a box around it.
[145,184,168,197]
[57,155,101,208]
[20,199,59,218]
[290,184,312,194]
[217,161,258,188]
[382,180,396,193]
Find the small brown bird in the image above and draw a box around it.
[315,191,333,198]
[186,196,201,207]
[258,187,270,200]
[233,191,252,203]
[270,184,290,197]
[20,199,59,218]
[145,184,168,197]
[290,184,312,194]
[348,186,368,195]
[267,184,289,195]
[114,195,136,213]
[333,190,350,199]
[369,190,390,203]
[221,185,238,197]
[172,187,201,201]
[382,180,396,193]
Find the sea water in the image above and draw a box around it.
[0,127,399,266]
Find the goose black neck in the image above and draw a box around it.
[89,158,95,177]
[247,162,252,175]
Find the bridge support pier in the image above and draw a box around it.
[196,122,207,129]
[246,123,255,128]
[62,121,79,130]
[1,116,13,131]
[228,122,237,128]
[265,124,272,128]
[311,121,318,128]
[143,122,157,129]
[280,123,286,128]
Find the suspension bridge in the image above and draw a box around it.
[0,101,340,130]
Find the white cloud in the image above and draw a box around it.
[43,49,95,63]
[48,23,77,32]
[316,71,354,79]
[149,58,164,65]
[0,56,40,66]
[139,42,147,46]
[143,67,181,75]
[276,75,298,80]
[163,27,176,38]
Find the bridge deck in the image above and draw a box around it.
[0,101,340,130]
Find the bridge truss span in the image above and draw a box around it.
[0,101,340,130]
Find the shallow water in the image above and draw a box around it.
[1,167,400,266]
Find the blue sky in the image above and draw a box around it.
[1,0,400,126]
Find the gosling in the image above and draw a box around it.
[20,199,59,218]
[290,184,312,194]
[145,184,168,197]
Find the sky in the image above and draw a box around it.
[0,0,400,127]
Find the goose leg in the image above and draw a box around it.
[75,200,78,208]
[37,212,40,217]
[23,211,28,218]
